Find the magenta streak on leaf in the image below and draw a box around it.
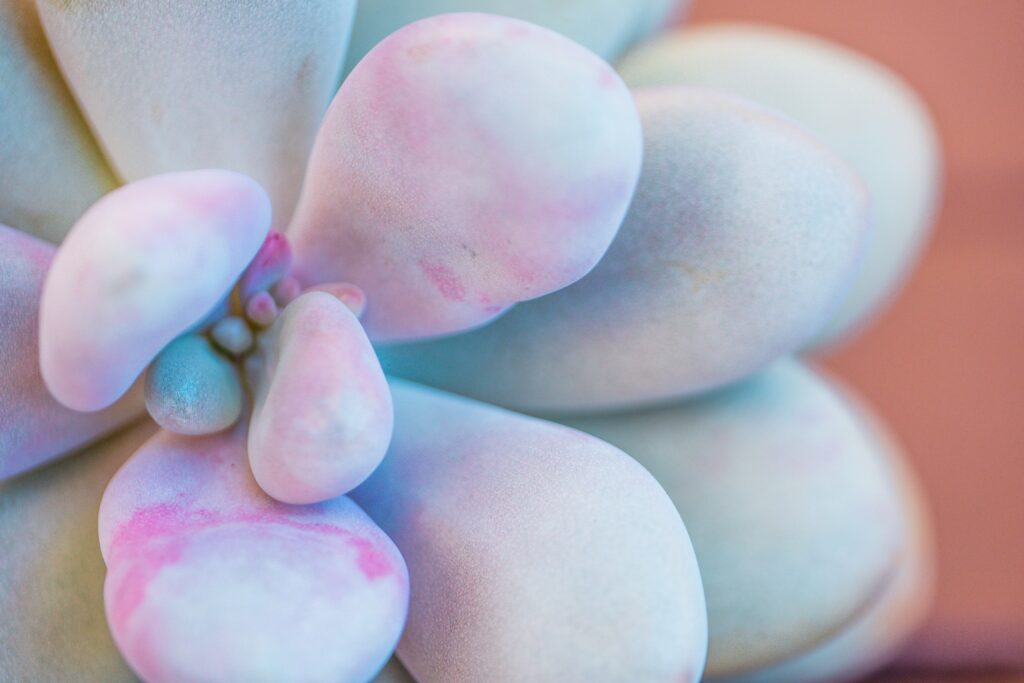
[418,260,466,302]
[107,502,396,626]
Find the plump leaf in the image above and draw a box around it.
[0,421,155,683]
[710,381,933,683]
[379,87,869,411]
[249,292,393,504]
[617,24,941,349]
[352,380,708,682]
[99,425,409,683]
[289,13,643,341]
[0,226,142,480]
[39,171,270,412]
[145,335,244,436]
[563,361,911,677]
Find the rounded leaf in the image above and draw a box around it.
[99,426,409,683]
[39,170,270,412]
[563,361,905,677]
[290,13,643,341]
[0,226,142,480]
[352,380,708,682]
[715,388,933,683]
[617,24,941,348]
[380,87,868,411]
[249,292,393,504]
[144,335,244,435]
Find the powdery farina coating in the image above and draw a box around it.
[352,380,708,683]
[248,292,393,505]
[564,360,907,677]
[0,226,142,480]
[709,374,934,683]
[0,421,157,683]
[617,24,941,349]
[380,87,869,411]
[99,424,409,683]
[38,171,270,412]
[0,0,116,244]
[290,13,644,341]
[34,0,356,222]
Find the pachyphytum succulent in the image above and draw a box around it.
[1,1,941,683]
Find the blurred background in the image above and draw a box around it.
[683,1,1023,680]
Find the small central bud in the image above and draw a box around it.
[143,230,365,436]
[210,316,254,357]
[244,291,279,327]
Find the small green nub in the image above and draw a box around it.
[144,335,244,435]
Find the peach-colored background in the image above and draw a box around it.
[687,0,1023,677]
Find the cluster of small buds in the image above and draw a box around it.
[143,229,365,436]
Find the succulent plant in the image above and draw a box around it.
[1,2,940,683]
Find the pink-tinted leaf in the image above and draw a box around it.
[304,281,366,318]
[99,425,408,683]
[290,13,642,341]
[352,380,708,682]
[269,276,302,308]
[35,0,357,222]
[237,230,292,301]
[563,361,912,677]
[39,170,270,412]
[248,292,393,505]
[0,226,142,480]
[379,87,869,411]
[1,418,414,681]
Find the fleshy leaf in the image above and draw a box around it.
[249,292,393,505]
[0,415,413,681]
[0,226,142,480]
[289,13,643,341]
[0,0,117,243]
[35,0,357,221]
[351,380,708,682]
[39,170,270,412]
[617,24,941,349]
[99,425,409,683]
[0,421,156,682]
[144,335,244,435]
[344,0,687,72]
[715,384,933,683]
[379,87,869,411]
[563,361,909,678]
